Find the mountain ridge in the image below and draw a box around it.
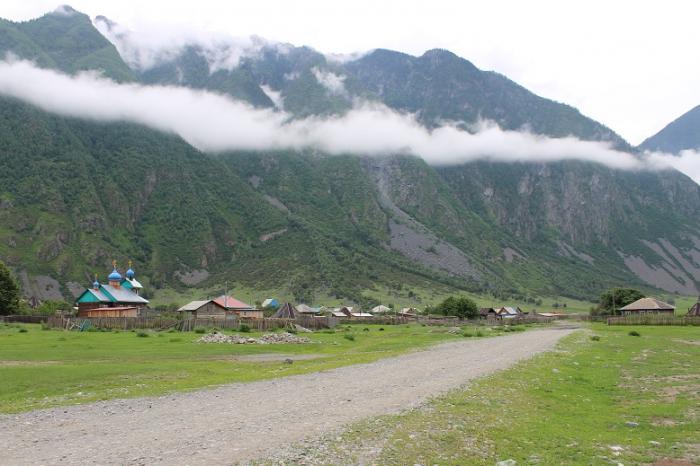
[1,7,699,306]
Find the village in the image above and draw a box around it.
[70,262,698,327]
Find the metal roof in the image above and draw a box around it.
[101,284,149,304]
[86,288,111,303]
[213,295,254,310]
[178,300,212,312]
[125,277,143,289]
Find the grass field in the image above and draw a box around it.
[311,324,700,465]
[0,322,484,414]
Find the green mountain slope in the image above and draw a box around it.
[640,105,700,152]
[1,7,700,304]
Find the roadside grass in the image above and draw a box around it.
[313,324,700,465]
[0,323,490,414]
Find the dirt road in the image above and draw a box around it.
[0,327,575,465]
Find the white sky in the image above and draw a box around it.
[2,0,699,145]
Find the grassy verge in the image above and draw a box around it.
[0,322,511,414]
[304,325,700,465]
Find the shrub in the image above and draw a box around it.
[18,327,28,333]
[194,327,207,334]
[287,328,297,334]
[628,330,641,337]
[462,330,474,338]
[590,335,600,341]
[239,324,251,333]
[475,330,484,337]
[343,334,355,341]
[136,331,149,338]
[167,328,177,333]
[379,327,385,331]
[363,327,370,332]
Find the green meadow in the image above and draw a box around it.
[0,323,472,414]
[313,324,700,465]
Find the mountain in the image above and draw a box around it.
[640,105,700,152]
[1,7,700,306]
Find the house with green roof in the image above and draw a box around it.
[76,261,149,317]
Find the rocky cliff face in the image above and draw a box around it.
[1,7,699,302]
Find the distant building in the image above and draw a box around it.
[479,307,498,319]
[75,261,149,317]
[371,305,391,314]
[177,300,226,318]
[619,297,675,315]
[262,298,279,309]
[296,304,322,315]
[213,295,263,319]
[497,306,523,319]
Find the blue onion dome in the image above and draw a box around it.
[126,267,135,279]
[93,279,100,289]
[108,268,122,281]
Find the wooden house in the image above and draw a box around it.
[213,295,263,319]
[619,297,675,316]
[177,300,227,318]
[497,306,522,319]
[479,307,499,319]
[75,262,149,317]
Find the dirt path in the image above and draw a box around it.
[0,327,575,465]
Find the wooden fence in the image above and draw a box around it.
[607,315,700,326]
[47,315,338,331]
[0,315,48,324]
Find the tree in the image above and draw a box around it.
[436,295,478,319]
[595,288,644,315]
[0,260,20,316]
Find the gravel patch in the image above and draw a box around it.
[0,327,575,465]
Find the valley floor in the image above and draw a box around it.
[277,324,700,465]
[0,328,572,465]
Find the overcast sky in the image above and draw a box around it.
[2,0,699,145]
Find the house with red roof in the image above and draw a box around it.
[178,295,263,319]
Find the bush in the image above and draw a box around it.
[379,327,385,331]
[590,335,600,341]
[475,330,484,337]
[239,324,251,333]
[343,334,355,341]
[363,327,370,332]
[462,330,474,337]
[136,331,149,337]
[435,295,478,319]
[628,330,641,337]
[18,327,28,333]
[194,327,207,334]
[287,328,297,334]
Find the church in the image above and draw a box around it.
[75,261,149,317]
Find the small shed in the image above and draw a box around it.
[498,306,522,319]
[271,302,299,319]
[619,297,675,315]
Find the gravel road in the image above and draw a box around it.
[0,327,574,465]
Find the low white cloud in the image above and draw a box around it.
[311,67,348,97]
[94,16,276,73]
[0,58,698,184]
[260,84,284,110]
